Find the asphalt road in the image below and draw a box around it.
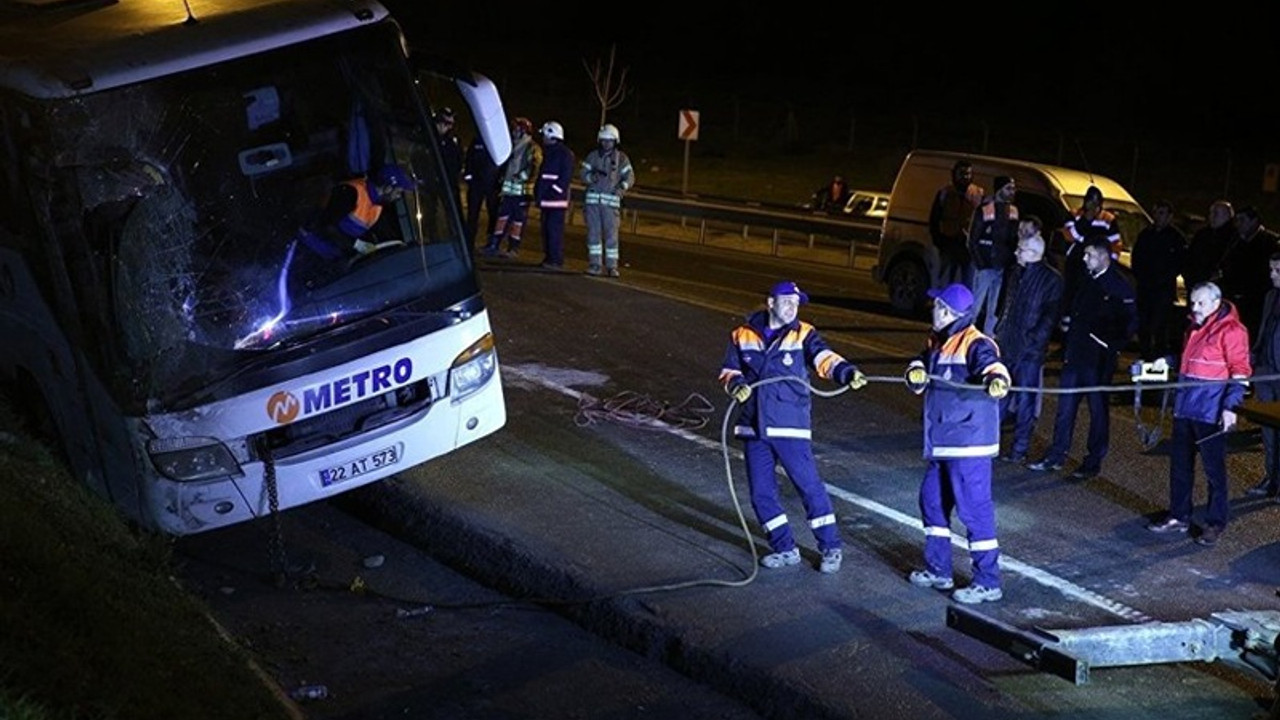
[181,220,1280,719]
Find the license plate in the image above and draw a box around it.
[319,445,400,487]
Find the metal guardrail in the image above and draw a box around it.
[567,186,883,268]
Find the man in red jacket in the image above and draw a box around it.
[1147,282,1251,546]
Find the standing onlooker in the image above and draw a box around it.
[993,218,1062,462]
[1183,200,1235,292]
[482,117,541,258]
[1131,199,1187,360]
[1219,206,1280,339]
[580,123,634,277]
[812,174,851,214]
[967,175,1019,335]
[462,132,501,248]
[534,121,575,270]
[434,107,463,213]
[1028,236,1137,479]
[1147,282,1251,547]
[719,280,868,574]
[928,160,983,288]
[1246,252,1280,499]
[903,282,1011,604]
[1060,186,1123,322]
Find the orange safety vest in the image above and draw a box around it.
[336,179,383,238]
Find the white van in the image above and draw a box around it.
[872,149,1151,312]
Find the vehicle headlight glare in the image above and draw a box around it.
[450,333,497,401]
[147,437,243,482]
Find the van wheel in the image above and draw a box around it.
[886,259,928,314]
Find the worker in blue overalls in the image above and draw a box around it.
[719,280,867,574]
[903,282,1011,604]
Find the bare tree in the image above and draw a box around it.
[583,44,631,127]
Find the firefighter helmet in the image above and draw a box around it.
[541,121,564,141]
[597,123,620,143]
[434,106,455,125]
[513,117,533,135]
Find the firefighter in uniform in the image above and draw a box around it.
[904,282,1011,604]
[534,120,575,269]
[482,117,541,258]
[580,123,634,277]
[719,280,868,574]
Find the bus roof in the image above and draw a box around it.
[0,0,390,98]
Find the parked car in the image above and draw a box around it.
[843,190,889,219]
[872,149,1151,313]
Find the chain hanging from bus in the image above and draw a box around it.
[0,0,513,534]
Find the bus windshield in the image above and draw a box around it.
[40,23,468,404]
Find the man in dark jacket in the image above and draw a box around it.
[967,175,1018,335]
[993,217,1062,462]
[1183,200,1235,292]
[1147,282,1250,547]
[1131,199,1187,360]
[1219,206,1279,339]
[434,107,463,212]
[719,281,868,574]
[462,133,501,248]
[1246,252,1280,499]
[1029,236,1137,478]
[1060,186,1123,322]
[812,175,851,214]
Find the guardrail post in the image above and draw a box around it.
[699,219,706,244]
[630,210,639,234]
[848,240,857,267]
[772,228,780,256]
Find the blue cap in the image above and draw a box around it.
[927,283,974,313]
[769,280,809,304]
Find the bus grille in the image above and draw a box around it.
[252,377,432,459]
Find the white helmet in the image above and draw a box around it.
[597,123,620,143]
[541,121,564,141]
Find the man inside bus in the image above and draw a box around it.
[296,163,413,264]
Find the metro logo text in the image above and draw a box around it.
[267,357,414,424]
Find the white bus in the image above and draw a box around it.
[0,0,511,535]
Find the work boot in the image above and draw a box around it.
[1026,457,1064,472]
[606,266,620,278]
[585,264,603,276]
[907,569,954,590]
[1194,524,1222,547]
[759,548,801,569]
[1146,516,1189,534]
[953,584,1003,604]
[819,548,842,574]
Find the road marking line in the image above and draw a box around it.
[505,363,1152,623]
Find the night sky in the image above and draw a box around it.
[382,4,1275,150]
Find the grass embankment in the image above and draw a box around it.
[0,402,292,720]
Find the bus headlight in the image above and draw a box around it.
[148,437,243,482]
[449,332,497,402]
